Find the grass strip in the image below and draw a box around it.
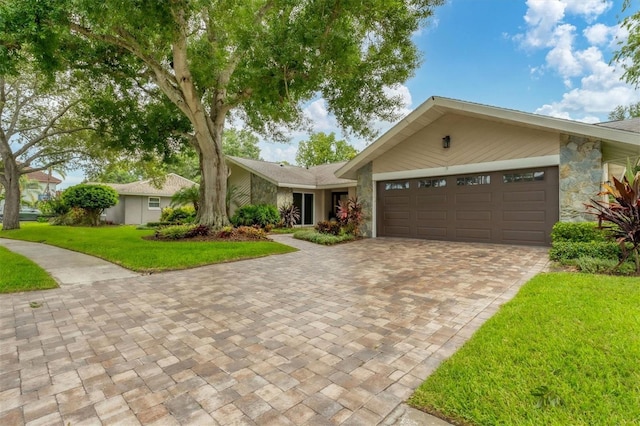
[409,272,640,426]
[1,223,296,272]
[0,246,58,293]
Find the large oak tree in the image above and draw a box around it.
[2,0,443,227]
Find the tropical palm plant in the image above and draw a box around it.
[171,185,200,212]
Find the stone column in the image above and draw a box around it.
[559,135,602,222]
[356,162,373,237]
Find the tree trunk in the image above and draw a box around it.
[192,113,228,228]
[1,158,21,230]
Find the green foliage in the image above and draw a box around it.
[61,184,118,226]
[295,132,358,168]
[50,207,93,226]
[608,102,640,120]
[550,222,608,243]
[2,0,444,227]
[154,224,195,240]
[613,3,640,87]
[159,206,196,224]
[170,185,200,212]
[0,246,58,293]
[549,241,621,262]
[293,229,355,245]
[231,204,279,228]
[279,203,300,228]
[223,129,261,159]
[315,220,341,236]
[38,194,70,217]
[409,272,640,425]
[576,256,636,275]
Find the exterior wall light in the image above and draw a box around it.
[442,135,451,149]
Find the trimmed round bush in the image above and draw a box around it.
[231,204,279,228]
[61,184,118,226]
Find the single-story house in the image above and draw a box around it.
[332,96,640,246]
[103,173,196,225]
[227,156,356,225]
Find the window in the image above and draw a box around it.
[456,175,491,186]
[148,197,161,210]
[503,171,545,183]
[418,178,446,188]
[384,181,410,190]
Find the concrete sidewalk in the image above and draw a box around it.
[0,238,139,286]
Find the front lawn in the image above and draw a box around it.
[409,272,640,426]
[0,223,297,272]
[0,246,58,293]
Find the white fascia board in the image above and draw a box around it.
[372,155,560,181]
[278,183,317,190]
[316,183,358,189]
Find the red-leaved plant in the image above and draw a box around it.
[588,172,640,274]
[336,196,364,236]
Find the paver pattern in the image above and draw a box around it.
[0,236,549,425]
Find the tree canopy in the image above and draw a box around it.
[295,132,358,167]
[1,0,444,227]
[614,0,640,87]
[608,102,640,121]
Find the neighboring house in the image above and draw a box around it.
[0,170,62,212]
[102,173,196,225]
[334,96,640,246]
[227,156,356,225]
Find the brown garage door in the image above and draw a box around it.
[377,167,559,245]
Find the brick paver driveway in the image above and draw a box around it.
[0,237,548,425]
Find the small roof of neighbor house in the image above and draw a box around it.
[227,156,356,189]
[107,173,196,197]
[25,170,62,184]
[336,96,640,179]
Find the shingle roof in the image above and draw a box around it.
[106,173,196,197]
[227,157,355,188]
[596,117,640,133]
[25,170,62,184]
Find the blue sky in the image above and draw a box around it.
[61,0,639,187]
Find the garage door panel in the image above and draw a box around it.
[456,210,491,221]
[417,210,447,220]
[502,229,546,244]
[416,194,447,204]
[378,166,558,245]
[456,228,491,241]
[503,190,546,202]
[502,211,546,222]
[455,192,492,204]
[417,227,448,238]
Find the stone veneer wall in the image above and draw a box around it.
[250,174,277,206]
[356,162,373,237]
[277,187,293,208]
[559,135,602,222]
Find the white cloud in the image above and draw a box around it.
[517,0,636,122]
[383,84,413,118]
[583,23,612,45]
